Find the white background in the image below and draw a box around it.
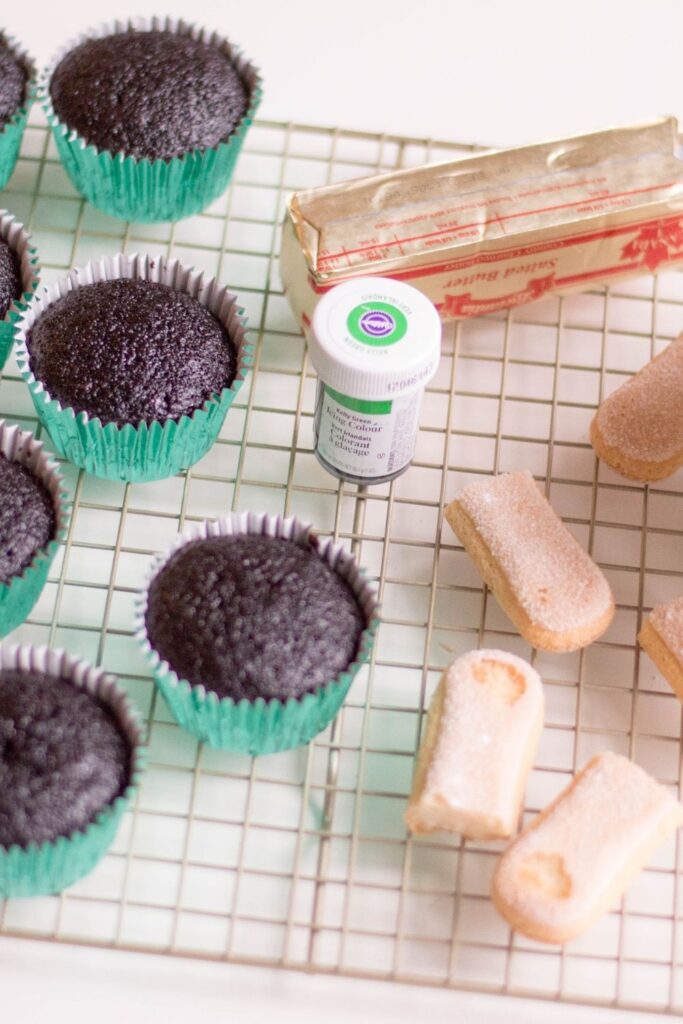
[3,1,681,1020]
[7,0,683,147]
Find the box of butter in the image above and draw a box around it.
[281,118,683,325]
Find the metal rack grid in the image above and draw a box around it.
[1,104,683,1016]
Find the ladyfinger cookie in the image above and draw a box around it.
[405,649,544,840]
[492,752,683,945]
[590,335,683,482]
[444,471,614,652]
[639,596,683,702]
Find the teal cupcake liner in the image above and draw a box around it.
[40,17,262,222]
[135,511,380,755]
[0,418,69,637]
[0,33,35,191]
[0,209,40,369]
[14,251,253,482]
[0,644,145,897]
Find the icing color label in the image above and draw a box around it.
[315,382,421,479]
[346,301,408,346]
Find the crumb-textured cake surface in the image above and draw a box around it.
[145,534,365,702]
[0,238,21,321]
[0,669,130,847]
[594,338,683,462]
[0,34,28,128]
[0,451,55,583]
[27,278,237,427]
[406,649,543,838]
[49,29,249,161]
[650,596,683,661]
[456,470,612,633]
[493,752,683,939]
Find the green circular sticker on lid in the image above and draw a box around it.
[346,301,408,346]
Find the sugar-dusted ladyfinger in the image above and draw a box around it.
[639,596,683,702]
[405,649,544,840]
[492,752,683,944]
[445,470,614,652]
[590,335,683,482]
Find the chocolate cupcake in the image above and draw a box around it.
[41,19,262,222]
[0,454,54,578]
[15,252,252,482]
[50,30,249,162]
[0,33,34,191]
[0,35,27,129]
[146,534,366,701]
[0,236,20,319]
[0,645,144,896]
[136,512,379,754]
[0,418,68,637]
[27,278,238,427]
[0,209,39,368]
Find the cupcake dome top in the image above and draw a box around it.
[0,452,55,583]
[0,668,131,847]
[26,278,238,427]
[49,28,249,161]
[0,34,29,128]
[145,533,366,702]
[0,237,21,320]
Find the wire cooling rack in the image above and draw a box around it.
[2,105,683,1017]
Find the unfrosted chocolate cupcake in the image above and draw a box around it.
[0,646,144,897]
[0,34,35,194]
[0,237,20,320]
[0,32,29,129]
[0,451,55,584]
[26,277,238,428]
[15,253,251,483]
[0,419,67,638]
[137,513,379,754]
[0,210,39,369]
[49,29,249,162]
[0,667,131,847]
[145,533,366,702]
[41,20,262,222]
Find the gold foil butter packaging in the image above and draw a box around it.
[281,117,683,325]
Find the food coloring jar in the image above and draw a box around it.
[308,277,441,484]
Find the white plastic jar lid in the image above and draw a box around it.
[309,277,442,401]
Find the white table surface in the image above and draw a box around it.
[2,1,681,1020]
[8,0,683,146]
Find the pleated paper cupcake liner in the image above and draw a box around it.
[0,418,69,637]
[0,209,40,369]
[0,33,35,191]
[14,252,253,482]
[40,17,262,222]
[0,645,145,897]
[135,511,380,755]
